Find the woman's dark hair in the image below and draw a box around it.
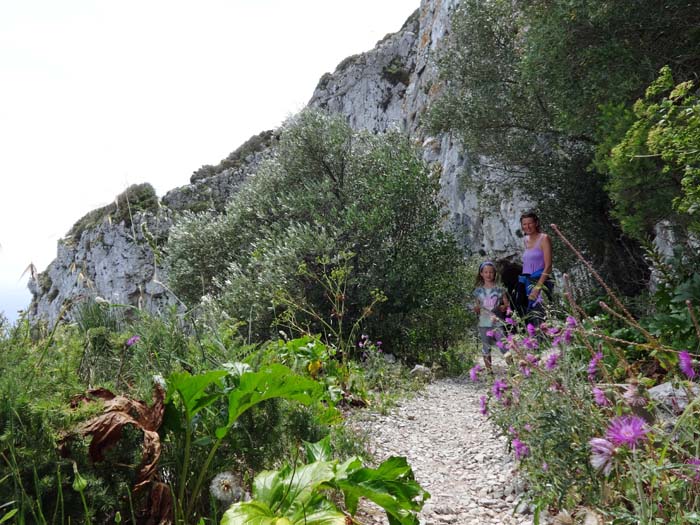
[519,211,541,233]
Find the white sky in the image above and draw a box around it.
[0,0,419,322]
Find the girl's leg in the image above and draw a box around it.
[478,327,494,374]
[483,353,493,374]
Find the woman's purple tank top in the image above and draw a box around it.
[522,235,545,274]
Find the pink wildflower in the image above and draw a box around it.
[562,329,574,344]
[526,323,536,336]
[566,316,577,328]
[686,458,700,482]
[492,379,508,400]
[606,415,649,449]
[588,352,603,381]
[592,387,610,406]
[512,438,529,459]
[679,351,696,379]
[545,353,560,370]
[469,365,483,382]
[126,335,141,347]
[479,395,488,415]
[622,384,647,407]
[522,337,539,350]
[589,437,615,475]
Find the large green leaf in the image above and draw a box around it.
[252,462,336,515]
[221,500,346,525]
[220,501,286,525]
[337,456,429,525]
[304,435,332,463]
[167,370,227,418]
[218,364,322,437]
[252,469,288,508]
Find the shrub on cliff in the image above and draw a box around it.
[167,109,469,360]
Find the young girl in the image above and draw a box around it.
[473,261,510,374]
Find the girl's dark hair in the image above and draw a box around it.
[520,211,541,233]
[474,261,497,286]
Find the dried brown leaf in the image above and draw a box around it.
[79,385,165,488]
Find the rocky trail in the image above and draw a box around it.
[352,361,542,525]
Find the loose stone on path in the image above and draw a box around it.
[351,374,543,525]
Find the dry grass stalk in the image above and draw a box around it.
[550,223,660,348]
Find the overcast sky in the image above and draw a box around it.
[0,0,419,322]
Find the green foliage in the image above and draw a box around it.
[190,130,276,183]
[428,0,700,289]
[66,183,159,243]
[167,109,469,359]
[482,255,700,521]
[163,363,329,522]
[221,436,429,525]
[599,66,700,238]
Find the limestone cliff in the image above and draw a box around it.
[27,0,546,325]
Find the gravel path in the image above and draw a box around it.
[352,365,541,525]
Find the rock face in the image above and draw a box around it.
[28,0,536,325]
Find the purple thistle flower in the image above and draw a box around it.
[562,329,574,344]
[526,323,536,336]
[525,353,539,365]
[522,337,539,350]
[541,462,549,472]
[588,352,603,381]
[546,326,561,336]
[622,384,647,407]
[512,438,529,459]
[492,379,508,400]
[679,351,696,379]
[524,423,533,432]
[496,340,505,350]
[549,381,564,393]
[520,366,532,377]
[545,353,560,370]
[686,458,700,482]
[551,336,562,347]
[126,335,141,347]
[479,395,488,415]
[606,415,649,449]
[592,387,610,406]
[566,316,577,328]
[485,329,495,338]
[589,437,615,475]
[376,340,382,346]
[505,317,516,326]
[469,364,483,382]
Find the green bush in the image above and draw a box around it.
[167,109,469,361]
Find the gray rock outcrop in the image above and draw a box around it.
[23,0,580,324]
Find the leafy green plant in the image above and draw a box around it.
[167,109,469,359]
[221,436,429,525]
[477,225,700,521]
[163,364,328,523]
